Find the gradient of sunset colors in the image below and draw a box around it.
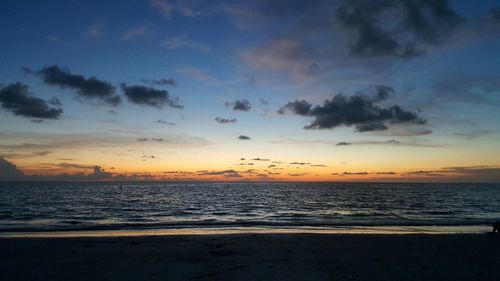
[1,0,500,182]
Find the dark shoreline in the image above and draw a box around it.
[2,233,500,281]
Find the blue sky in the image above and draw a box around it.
[1,0,500,181]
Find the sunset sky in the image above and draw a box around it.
[1,0,500,182]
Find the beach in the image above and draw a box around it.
[2,233,500,281]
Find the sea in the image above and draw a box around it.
[1,182,499,236]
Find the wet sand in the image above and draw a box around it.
[1,234,500,281]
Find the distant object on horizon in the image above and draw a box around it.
[493,222,500,234]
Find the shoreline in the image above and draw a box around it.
[0,225,492,238]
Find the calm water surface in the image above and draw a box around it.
[0,182,499,232]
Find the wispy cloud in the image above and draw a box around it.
[82,23,104,39]
[163,36,210,52]
[122,25,152,40]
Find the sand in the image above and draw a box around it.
[1,233,500,281]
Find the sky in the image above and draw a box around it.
[1,0,500,182]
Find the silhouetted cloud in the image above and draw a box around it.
[225,99,252,111]
[197,169,242,178]
[215,117,237,124]
[252,158,269,161]
[375,172,397,175]
[278,88,425,132]
[311,164,327,167]
[121,83,182,108]
[0,83,63,119]
[342,171,369,175]
[157,119,176,125]
[0,158,24,180]
[290,162,310,165]
[141,78,176,86]
[26,65,120,106]
[336,142,351,146]
[238,135,251,140]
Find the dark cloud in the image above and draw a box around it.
[137,138,164,142]
[335,0,463,58]
[0,83,63,119]
[336,142,352,146]
[141,78,177,86]
[278,88,425,132]
[490,7,500,21]
[198,169,242,178]
[157,119,176,125]
[290,162,310,165]
[0,158,25,181]
[252,158,269,161]
[260,98,269,105]
[0,158,114,181]
[238,135,251,140]
[226,99,252,111]
[372,85,393,101]
[342,171,369,175]
[278,99,311,115]
[215,117,237,124]
[375,172,397,175]
[311,164,327,167]
[27,65,120,106]
[121,84,183,108]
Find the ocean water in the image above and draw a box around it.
[0,182,499,233]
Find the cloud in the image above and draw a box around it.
[454,130,494,140]
[492,7,500,21]
[235,0,478,84]
[334,1,463,58]
[342,171,369,175]
[82,23,104,39]
[290,162,310,165]
[197,169,242,178]
[252,158,269,161]
[121,83,182,108]
[149,0,174,18]
[122,25,152,40]
[260,98,269,105]
[336,142,352,146]
[0,158,114,181]
[225,99,252,111]
[141,78,177,86]
[278,88,425,132]
[215,117,237,124]
[182,68,219,83]
[238,135,251,140]
[0,158,25,181]
[163,35,210,52]
[288,173,308,176]
[0,83,63,119]
[27,65,120,106]
[157,119,176,125]
[405,166,500,182]
[150,0,210,18]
